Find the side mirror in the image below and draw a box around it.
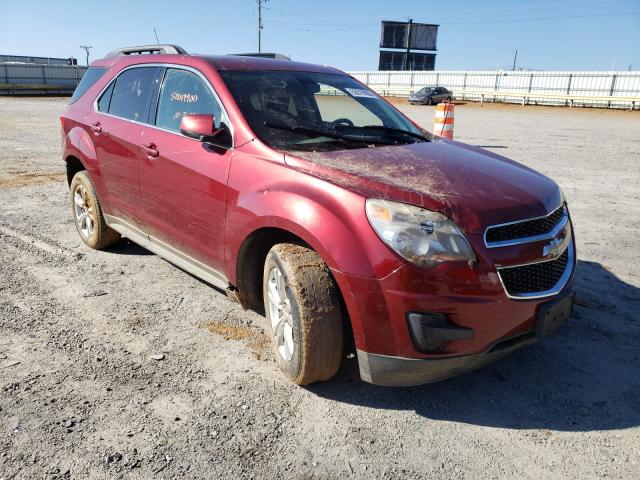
[180,114,224,142]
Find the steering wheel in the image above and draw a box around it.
[330,118,354,128]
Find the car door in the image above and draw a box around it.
[138,66,232,275]
[91,66,162,224]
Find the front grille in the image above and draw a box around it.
[499,248,569,296]
[486,205,566,244]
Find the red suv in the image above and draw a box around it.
[61,45,575,386]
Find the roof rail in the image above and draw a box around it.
[231,52,291,60]
[105,45,188,58]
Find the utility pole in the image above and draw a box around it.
[512,49,518,70]
[404,18,413,71]
[257,0,269,53]
[80,45,93,67]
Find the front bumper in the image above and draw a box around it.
[357,288,575,386]
[358,331,536,386]
[331,228,576,386]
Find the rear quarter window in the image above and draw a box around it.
[70,67,107,104]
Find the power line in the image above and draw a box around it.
[270,11,639,32]
[420,0,623,17]
[442,11,640,25]
[264,0,622,22]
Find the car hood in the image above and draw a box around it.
[284,139,562,234]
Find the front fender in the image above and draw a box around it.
[225,153,404,284]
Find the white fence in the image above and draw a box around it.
[348,70,640,109]
[2,64,639,109]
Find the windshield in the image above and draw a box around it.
[418,87,435,94]
[219,70,429,151]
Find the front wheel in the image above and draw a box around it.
[263,244,344,385]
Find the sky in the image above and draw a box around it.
[1,0,639,71]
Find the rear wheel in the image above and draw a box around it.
[70,171,120,249]
[427,98,433,106]
[263,244,344,385]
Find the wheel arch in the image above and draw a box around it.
[235,226,323,312]
[234,225,356,356]
[63,125,99,179]
[65,154,86,186]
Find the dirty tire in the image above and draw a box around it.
[69,171,120,250]
[263,244,344,385]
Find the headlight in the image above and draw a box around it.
[365,199,476,268]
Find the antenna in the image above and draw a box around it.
[80,45,93,67]
[153,28,160,44]
[512,49,518,71]
[256,0,269,53]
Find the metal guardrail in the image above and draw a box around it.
[0,63,87,95]
[456,89,640,110]
[350,70,640,110]
[0,83,76,95]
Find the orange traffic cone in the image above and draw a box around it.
[433,102,454,139]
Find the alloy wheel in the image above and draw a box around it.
[267,266,295,362]
[73,184,95,239]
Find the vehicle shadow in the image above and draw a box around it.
[308,259,640,432]
[106,239,232,296]
[106,238,154,255]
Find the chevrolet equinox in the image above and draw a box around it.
[61,45,576,386]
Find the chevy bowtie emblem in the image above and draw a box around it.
[543,235,563,259]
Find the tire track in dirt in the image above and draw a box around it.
[0,224,81,262]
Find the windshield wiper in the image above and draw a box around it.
[264,121,394,146]
[354,125,430,142]
[264,121,347,142]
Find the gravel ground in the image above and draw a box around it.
[0,96,639,479]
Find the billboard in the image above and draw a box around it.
[378,51,436,71]
[409,24,438,51]
[379,21,438,51]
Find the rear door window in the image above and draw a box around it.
[107,67,162,123]
[155,68,222,132]
[70,67,107,103]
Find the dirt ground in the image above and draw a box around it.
[0,96,639,479]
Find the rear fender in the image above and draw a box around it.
[63,126,109,208]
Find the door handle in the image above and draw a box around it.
[90,122,102,133]
[142,143,159,158]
